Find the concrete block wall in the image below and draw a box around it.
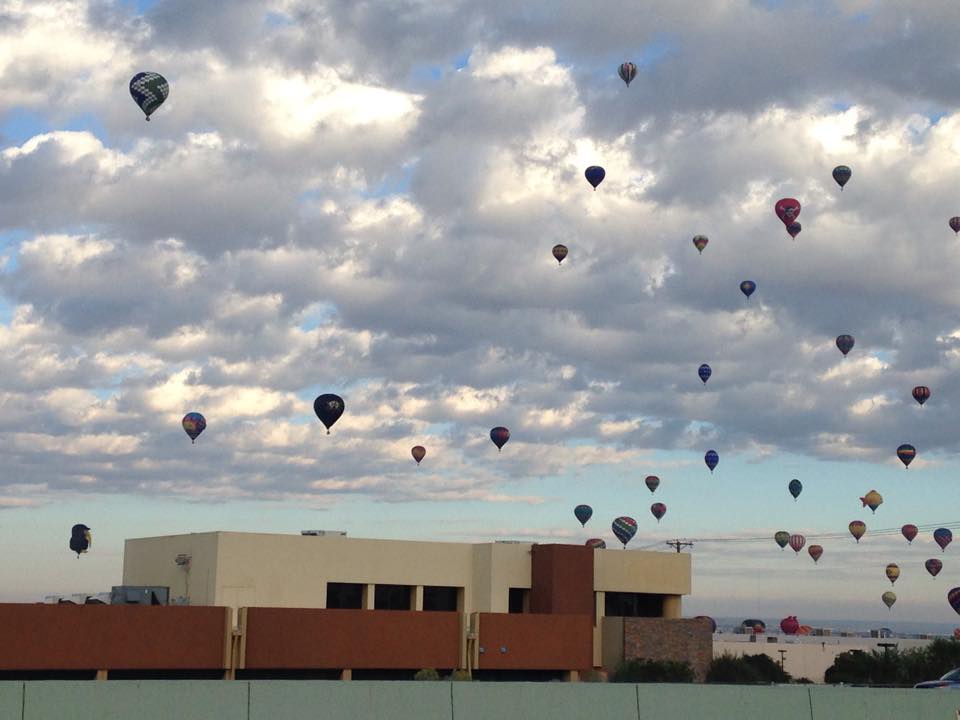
[620,617,713,679]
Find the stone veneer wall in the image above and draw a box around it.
[621,617,713,680]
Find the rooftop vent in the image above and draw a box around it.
[301,530,347,536]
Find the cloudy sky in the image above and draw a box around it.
[3,0,960,627]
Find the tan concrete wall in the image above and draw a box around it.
[713,635,934,683]
[122,533,220,606]
[593,548,691,595]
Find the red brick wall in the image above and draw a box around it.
[477,613,592,670]
[618,617,713,680]
[529,544,594,616]
[242,608,461,670]
[0,604,230,670]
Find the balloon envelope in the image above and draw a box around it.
[897,443,916,468]
[651,503,667,522]
[704,450,719,472]
[860,490,883,514]
[698,363,712,384]
[774,531,790,550]
[935,528,953,551]
[695,616,717,633]
[886,563,900,584]
[902,524,918,544]
[786,221,802,239]
[612,516,638,547]
[182,412,206,443]
[780,616,800,635]
[490,426,510,451]
[692,235,708,254]
[774,198,801,225]
[882,591,897,609]
[129,71,169,120]
[313,394,345,433]
[912,386,931,406]
[789,534,806,553]
[808,545,823,563]
[411,445,426,465]
[926,559,943,577]
[585,538,606,549]
[69,524,91,557]
[552,244,568,264]
[645,475,660,493]
[849,520,867,543]
[574,504,593,527]
[832,165,852,189]
[739,280,756,298]
[949,587,960,614]
[788,479,802,500]
[584,166,605,190]
[951,217,960,235]
[836,334,855,356]
[618,62,638,86]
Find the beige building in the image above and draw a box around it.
[122,531,694,669]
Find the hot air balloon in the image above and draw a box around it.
[774,198,801,225]
[788,479,802,501]
[935,528,953,551]
[704,450,719,473]
[698,363,712,385]
[741,619,766,634]
[490,426,510,451]
[645,475,660,493]
[574,504,593,527]
[949,588,960,615]
[182,412,206,444]
[775,531,790,550]
[912,386,931,406]
[692,235,709,254]
[902,524,918,544]
[836,335,855,357]
[860,490,883,514]
[786,221,802,239]
[69,524,91,558]
[897,443,916,468]
[832,165,852,190]
[552,244,568,265]
[951,217,960,235]
[789,534,806,554]
[882,591,896,610]
[849,520,867,543]
[585,166,605,190]
[739,280,756,298]
[313,394,345,434]
[651,503,667,523]
[926,559,943,578]
[411,445,426,465]
[780,616,800,635]
[129,72,169,121]
[808,545,823,563]
[886,564,900,585]
[618,62,638,87]
[695,616,717,633]
[612,516,638,548]
[585,537,606,549]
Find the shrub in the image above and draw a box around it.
[449,669,472,681]
[414,668,441,681]
[581,669,607,682]
[706,652,791,684]
[610,659,695,683]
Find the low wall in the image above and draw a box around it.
[2,681,960,719]
[475,613,593,671]
[603,616,713,679]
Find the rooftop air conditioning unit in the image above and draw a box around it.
[110,586,170,605]
[301,530,347,536]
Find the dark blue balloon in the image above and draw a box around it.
[698,363,712,384]
[705,450,719,472]
[740,280,756,298]
[574,504,593,527]
[788,479,802,500]
[584,166,605,190]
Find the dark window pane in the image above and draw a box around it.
[604,592,664,617]
[375,584,412,610]
[326,582,363,609]
[508,588,528,614]
[423,586,459,612]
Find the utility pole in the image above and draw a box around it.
[666,540,694,553]
[777,649,787,670]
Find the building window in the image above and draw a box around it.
[375,584,412,610]
[604,592,664,617]
[326,582,363,609]
[508,588,529,614]
[423,586,459,612]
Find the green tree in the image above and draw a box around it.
[706,652,791,684]
[610,659,695,683]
